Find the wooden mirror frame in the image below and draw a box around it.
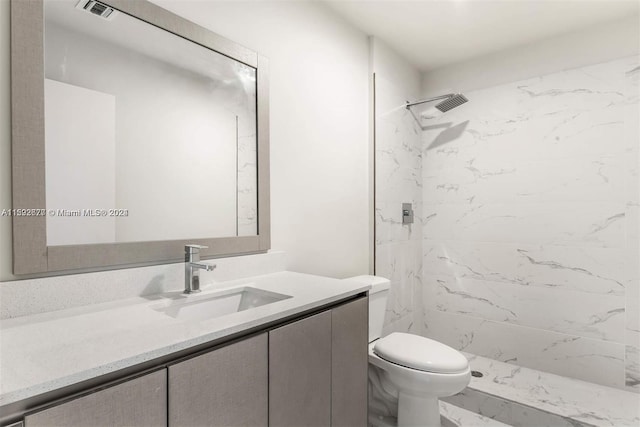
[10,0,270,275]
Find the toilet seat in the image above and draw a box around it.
[373,332,468,374]
[368,346,471,398]
[368,335,472,426]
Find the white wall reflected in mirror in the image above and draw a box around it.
[43,0,258,246]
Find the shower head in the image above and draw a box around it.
[435,94,468,112]
[405,93,468,113]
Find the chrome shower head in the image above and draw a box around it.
[435,94,468,112]
[405,93,469,113]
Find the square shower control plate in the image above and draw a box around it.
[402,203,414,224]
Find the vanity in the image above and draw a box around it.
[0,270,370,426]
[3,0,370,425]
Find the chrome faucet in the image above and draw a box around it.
[184,245,216,294]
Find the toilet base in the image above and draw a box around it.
[397,393,440,427]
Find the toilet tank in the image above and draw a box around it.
[343,275,390,343]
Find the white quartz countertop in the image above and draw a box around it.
[0,271,369,407]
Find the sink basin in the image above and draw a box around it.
[155,286,291,322]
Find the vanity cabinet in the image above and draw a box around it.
[168,333,268,427]
[23,370,166,427]
[331,297,368,427]
[9,296,367,427]
[269,298,368,427]
[269,311,332,426]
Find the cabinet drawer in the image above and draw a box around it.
[168,333,268,427]
[24,370,166,427]
[332,298,368,427]
[269,311,332,427]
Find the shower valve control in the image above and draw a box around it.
[402,203,414,225]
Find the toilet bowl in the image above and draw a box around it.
[344,276,471,427]
[369,333,471,426]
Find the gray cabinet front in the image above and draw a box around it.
[331,298,368,427]
[24,370,167,427]
[168,333,268,427]
[17,297,368,427]
[269,311,332,427]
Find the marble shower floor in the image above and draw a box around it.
[441,401,512,427]
[369,401,512,427]
[448,353,640,427]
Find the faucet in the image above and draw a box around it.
[184,244,216,294]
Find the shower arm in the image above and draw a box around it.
[405,94,456,109]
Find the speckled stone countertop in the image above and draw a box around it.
[0,271,369,408]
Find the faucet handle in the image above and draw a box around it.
[185,244,208,253]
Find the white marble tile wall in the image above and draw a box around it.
[424,309,625,388]
[420,56,640,392]
[237,129,257,236]
[625,74,640,389]
[236,95,258,236]
[375,75,423,335]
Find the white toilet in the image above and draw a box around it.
[345,276,471,427]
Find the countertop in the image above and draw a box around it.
[0,271,369,408]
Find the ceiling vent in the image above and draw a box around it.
[75,0,117,20]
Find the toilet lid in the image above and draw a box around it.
[373,333,469,374]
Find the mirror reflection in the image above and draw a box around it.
[43,0,258,246]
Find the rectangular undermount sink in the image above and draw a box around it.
[155,287,292,322]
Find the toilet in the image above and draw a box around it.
[344,276,471,427]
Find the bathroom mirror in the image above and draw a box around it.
[11,0,270,274]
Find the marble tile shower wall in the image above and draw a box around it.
[237,117,257,236]
[375,75,423,335]
[419,56,640,392]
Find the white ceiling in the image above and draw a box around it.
[324,0,640,72]
[45,0,252,85]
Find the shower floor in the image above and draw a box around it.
[443,353,640,427]
[369,401,510,427]
[440,401,511,427]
